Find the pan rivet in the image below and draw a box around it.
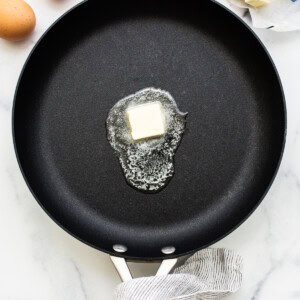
[113,244,128,253]
[161,246,176,255]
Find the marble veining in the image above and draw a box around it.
[0,0,300,299]
[72,259,88,300]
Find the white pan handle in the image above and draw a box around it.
[110,256,178,282]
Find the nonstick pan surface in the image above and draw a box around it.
[13,1,286,259]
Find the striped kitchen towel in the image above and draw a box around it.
[114,248,243,300]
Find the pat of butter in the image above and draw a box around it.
[245,0,269,8]
[126,102,166,141]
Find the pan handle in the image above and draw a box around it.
[110,256,178,282]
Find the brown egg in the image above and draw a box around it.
[0,0,36,41]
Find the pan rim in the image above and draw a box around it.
[12,0,287,260]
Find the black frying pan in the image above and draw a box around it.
[13,0,286,261]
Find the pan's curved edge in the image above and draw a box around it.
[198,0,287,249]
[12,0,287,260]
[176,0,287,260]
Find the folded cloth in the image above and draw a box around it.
[218,0,300,31]
[114,248,243,300]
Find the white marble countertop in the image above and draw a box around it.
[1,1,300,299]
